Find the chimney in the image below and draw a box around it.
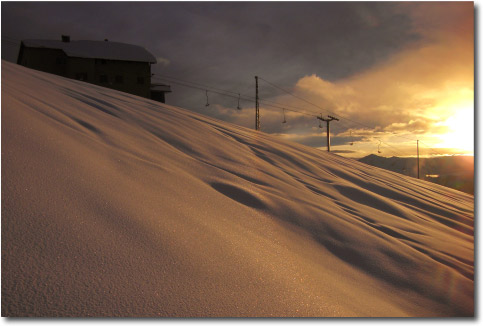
[61,35,70,43]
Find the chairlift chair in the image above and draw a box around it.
[237,93,242,110]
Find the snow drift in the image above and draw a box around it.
[1,61,474,317]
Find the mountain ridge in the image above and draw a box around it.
[358,154,474,194]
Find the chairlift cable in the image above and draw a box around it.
[151,74,444,158]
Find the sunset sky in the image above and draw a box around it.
[1,1,474,158]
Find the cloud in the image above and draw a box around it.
[168,2,473,157]
[156,56,170,66]
[2,2,471,157]
[254,2,473,156]
[383,119,451,134]
[330,149,358,154]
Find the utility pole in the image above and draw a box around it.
[255,76,260,131]
[317,115,339,152]
[417,140,420,179]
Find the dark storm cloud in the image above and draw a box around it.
[2,2,419,108]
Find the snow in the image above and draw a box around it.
[1,61,474,317]
[21,39,157,63]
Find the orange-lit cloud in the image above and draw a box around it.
[277,2,474,157]
[194,2,473,158]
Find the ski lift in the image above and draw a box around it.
[205,90,210,107]
[350,130,354,146]
[377,140,382,154]
[282,108,287,123]
[237,93,242,110]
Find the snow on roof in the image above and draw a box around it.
[22,39,157,63]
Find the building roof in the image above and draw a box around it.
[22,39,157,63]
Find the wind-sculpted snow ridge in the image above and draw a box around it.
[1,61,474,317]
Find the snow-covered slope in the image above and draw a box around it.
[1,61,474,317]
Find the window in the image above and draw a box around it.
[115,75,124,84]
[75,73,88,81]
[100,75,108,83]
[137,76,144,85]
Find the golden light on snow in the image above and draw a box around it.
[1,61,474,317]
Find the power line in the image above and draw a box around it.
[153,74,323,117]
[258,76,450,156]
[419,140,446,157]
[152,76,233,97]
[158,76,411,156]
[260,76,404,134]
[153,74,453,157]
[154,75,406,155]
[152,75,319,117]
[153,74,242,97]
[259,76,342,118]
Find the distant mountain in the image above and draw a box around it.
[358,154,474,194]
